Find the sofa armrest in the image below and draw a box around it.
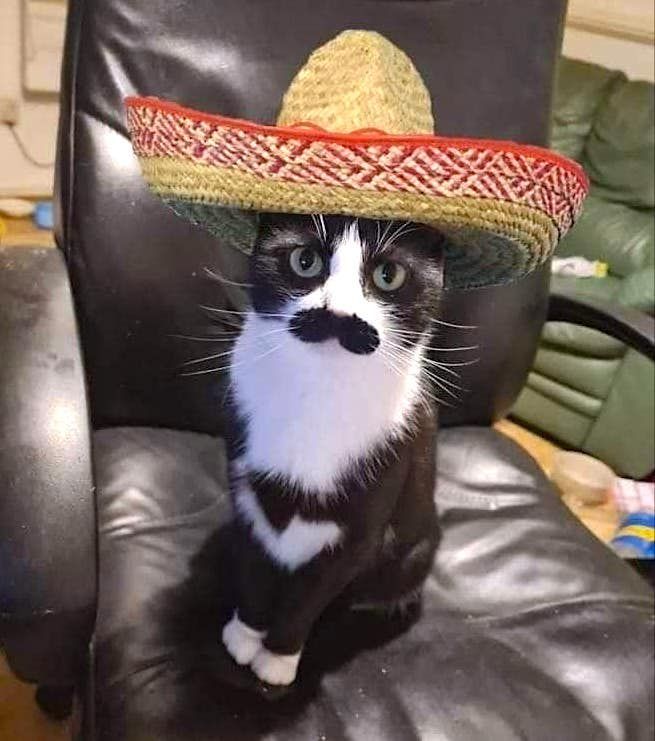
[0,246,96,685]
[549,290,655,361]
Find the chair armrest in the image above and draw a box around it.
[0,246,96,685]
[548,290,655,361]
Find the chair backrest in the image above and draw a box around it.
[56,0,567,433]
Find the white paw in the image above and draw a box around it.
[251,647,302,686]
[222,612,264,666]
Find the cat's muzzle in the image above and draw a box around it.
[289,308,380,355]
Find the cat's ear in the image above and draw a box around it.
[259,212,312,229]
[257,212,283,233]
[418,224,446,289]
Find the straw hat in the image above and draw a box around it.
[126,30,588,288]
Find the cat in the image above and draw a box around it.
[221,213,449,686]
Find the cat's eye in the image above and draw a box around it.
[289,247,324,278]
[372,261,407,292]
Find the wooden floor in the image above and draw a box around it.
[0,212,55,248]
[0,655,70,741]
[0,215,620,740]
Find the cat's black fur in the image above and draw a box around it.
[223,214,446,682]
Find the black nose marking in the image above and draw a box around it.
[338,314,380,355]
[289,308,336,343]
[289,309,379,355]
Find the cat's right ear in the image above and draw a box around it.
[258,212,300,229]
[256,212,295,242]
[256,212,277,235]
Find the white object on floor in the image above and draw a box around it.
[0,197,35,217]
[552,256,608,278]
[612,477,655,513]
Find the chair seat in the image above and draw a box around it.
[93,426,654,741]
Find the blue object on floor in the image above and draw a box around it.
[611,512,655,559]
[33,201,54,230]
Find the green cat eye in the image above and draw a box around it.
[373,261,407,292]
[289,247,323,278]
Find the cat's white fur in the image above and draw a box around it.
[222,611,264,665]
[222,610,302,684]
[251,647,302,685]
[230,456,343,570]
[231,223,425,495]
[235,479,343,570]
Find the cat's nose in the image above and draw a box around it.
[338,315,380,355]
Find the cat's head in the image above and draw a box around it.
[250,214,446,357]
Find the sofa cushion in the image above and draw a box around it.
[554,193,654,277]
[532,346,622,399]
[584,77,655,210]
[512,386,593,447]
[551,58,624,161]
[541,321,626,360]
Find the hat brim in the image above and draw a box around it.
[125,96,588,289]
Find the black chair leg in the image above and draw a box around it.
[35,684,74,720]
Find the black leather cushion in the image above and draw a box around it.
[93,427,654,740]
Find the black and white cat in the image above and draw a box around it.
[221,213,449,686]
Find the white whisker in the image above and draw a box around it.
[200,305,295,321]
[376,344,456,408]
[181,349,234,367]
[431,318,478,330]
[310,213,328,244]
[170,333,239,343]
[385,334,479,353]
[382,221,418,251]
[378,220,394,252]
[180,337,287,378]
[419,368,462,399]
[179,364,233,377]
[203,266,253,289]
[428,358,480,368]
[179,323,292,362]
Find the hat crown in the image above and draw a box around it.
[276,30,435,135]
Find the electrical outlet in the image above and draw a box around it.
[0,97,19,125]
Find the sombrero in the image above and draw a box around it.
[125,30,588,288]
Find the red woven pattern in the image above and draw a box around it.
[127,103,588,233]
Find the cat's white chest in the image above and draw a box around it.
[231,314,422,493]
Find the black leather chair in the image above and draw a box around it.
[1,1,653,739]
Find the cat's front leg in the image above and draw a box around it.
[251,543,374,685]
[222,523,281,666]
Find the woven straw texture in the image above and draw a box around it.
[125,30,588,288]
[277,31,434,135]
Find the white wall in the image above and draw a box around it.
[563,0,654,82]
[0,0,61,198]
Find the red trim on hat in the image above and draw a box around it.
[124,96,589,189]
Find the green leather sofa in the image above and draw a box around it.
[512,57,654,478]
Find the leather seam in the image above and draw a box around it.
[444,596,654,625]
[99,496,228,537]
